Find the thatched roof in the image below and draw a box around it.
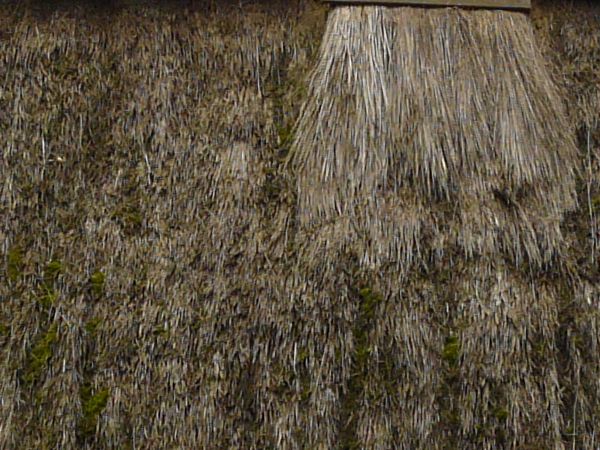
[0,1,598,449]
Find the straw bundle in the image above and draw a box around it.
[291,5,577,269]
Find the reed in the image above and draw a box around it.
[0,1,597,448]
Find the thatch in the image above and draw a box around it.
[533,0,600,264]
[291,6,577,269]
[531,4,600,449]
[288,5,594,449]
[0,0,598,449]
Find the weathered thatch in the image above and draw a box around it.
[533,0,600,264]
[0,1,598,449]
[291,6,577,269]
[0,2,327,448]
[288,4,591,449]
[531,4,600,449]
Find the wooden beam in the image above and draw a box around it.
[323,0,531,10]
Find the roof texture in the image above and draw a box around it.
[0,1,598,448]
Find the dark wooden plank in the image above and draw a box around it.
[324,0,531,10]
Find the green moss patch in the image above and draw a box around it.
[36,286,58,310]
[44,259,64,284]
[437,333,463,442]
[358,288,383,320]
[85,318,102,337]
[591,194,600,213]
[493,406,509,421]
[23,324,58,386]
[152,325,169,338]
[112,201,143,232]
[442,335,461,368]
[339,285,384,449]
[79,384,110,440]
[6,245,23,282]
[90,270,106,295]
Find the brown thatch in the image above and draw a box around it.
[289,5,589,449]
[533,0,600,264]
[291,6,577,269]
[531,4,600,449]
[0,1,598,449]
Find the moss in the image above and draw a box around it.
[277,121,293,146]
[299,379,312,403]
[85,318,102,337]
[532,339,552,360]
[23,324,58,386]
[36,260,63,310]
[79,384,109,439]
[353,287,383,370]
[339,285,384,449]
[297,347,309,364]
[591,194,600,212]
[0,323,8,336]
[276,122,294,160]
[112,202,143,232]
[442,335,461,368]
[44,259,63,284]
[262,167,284,201]
[152,325,169,337]
[271,363,297,399]
[340,439,362,450]
[441,410,462,428]
[125,211,143,229]
[36,286,58,310]
[474,422,493,436]
[90,270,105,295]
[6,245,23,282]
[493,406,509,421]
[572,333,586,352]
[437,332,464,443]
[354,332,371,366]
[358,287,383,321]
